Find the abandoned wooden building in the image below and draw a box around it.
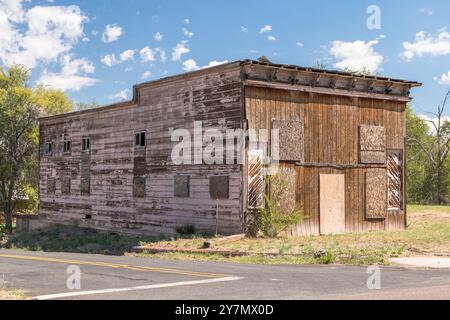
[36,59,421,236]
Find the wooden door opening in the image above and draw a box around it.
[320,174,346,235]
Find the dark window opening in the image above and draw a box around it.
[44,142,53,156]
[85,214,92,220]
[135,132,146,148]
[82,137,91,152]
[63,140,71,153]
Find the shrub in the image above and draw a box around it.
[248,171,303,238]
[175,224,196,236]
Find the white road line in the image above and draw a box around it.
[34,276,243,300]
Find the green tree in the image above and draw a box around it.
[0,65,73,233]
[406,90,450,204]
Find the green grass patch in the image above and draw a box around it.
[133,205,450,266]
[1,225,157,256]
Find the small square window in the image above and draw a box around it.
[44,142,53,156]
[82,137,91,152]
[63,140,71,154]
[135,132,146,148]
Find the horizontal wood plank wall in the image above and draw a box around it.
[245,86,406,236]
[39,67,244,236]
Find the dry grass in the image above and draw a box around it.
[0,287,26,300]
[134,205,450,265]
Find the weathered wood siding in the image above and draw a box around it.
[38,66,244,236]
[245,86,406,235]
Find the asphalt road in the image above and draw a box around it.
[1,249,450,300]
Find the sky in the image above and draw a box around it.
[1,0,450,115]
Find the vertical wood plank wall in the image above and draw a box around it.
[245,86,406,235]
[39,67,244,236]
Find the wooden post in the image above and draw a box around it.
[215,198,219,236]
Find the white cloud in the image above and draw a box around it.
[155,47,167,63]
[418,114,450,134]
[119,49,135,62]
[183,59,229,72]
[259,25,272,34]
[0,1,89,69]
[418,8,434,16]
[241,26,248,33]
[330,39,384,72]
[140,46,155,62]
[436,71,450,85]
[296,42,304,47]
[183,18,190,25]
[37,55,98,91]
[183,59,198,72]
[267,35,276,41]
[141,71,152,80]
[202,60,229,68]
[154,32,163,41]
[401,29,450,61]
[172,41,190,61]
[101,24,122,43]
[101,53,119,67]
[183,27,194,38]
[109,89,129,101]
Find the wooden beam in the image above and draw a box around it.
[244,79,412,102]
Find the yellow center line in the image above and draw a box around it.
[0,254,228,278]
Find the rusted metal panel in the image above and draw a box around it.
[247,150,264,209]
[388,150,403,210]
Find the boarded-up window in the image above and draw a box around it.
[209,176,229,199]
[359,125,386,164]
[61,177,71,195]
[81,178,90,196]
[133,176,146,198]
[365,170,387,219]
[388,150,403,210]
[80,152,91,196]
[272,120,304,162]
[174,175,190,198]
[248,150,264,209]
[47,178,56,194]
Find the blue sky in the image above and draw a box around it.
[1,0,450,114]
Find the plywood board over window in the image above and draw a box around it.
[47,178,56,194]
[359,125,386,164]
[366,169,387,219]
[174,175,190,198]
[61,177,71,195]
[133,177,146,198]
[388,150,403,210]
[210,176,230,199]
[272,120,304,162]
[320,174,346,235]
